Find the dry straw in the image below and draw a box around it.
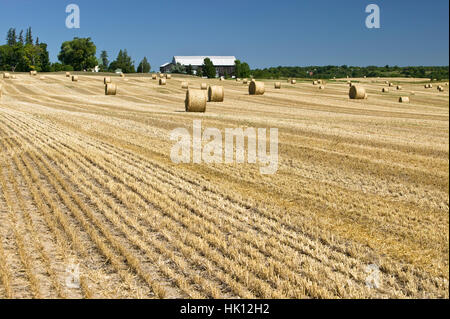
[399,96,409,103]
[181,82,188,89]
[249,81,265,95]
[159,78,167,85]
[104,77,112,84]
[208,85,224,102]
[200,83,207,90]
[105,83,118,95]
[72,75,78,82]
[291,79,297,84]
[274,82,281,89]
[349,85,366,99]
[185,89,206,112]
[0,84,2,98]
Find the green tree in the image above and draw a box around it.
[100,50,109,69]
[137,56,151,73]
[202,58,216,78]
[18,30,24,45]
[108,49,135,73]
[58,37,97,71]
[7,28,16,46]
[25,27,33,45]
[234,59,241,77]
[186,64,193,75]
[196,67,203,77]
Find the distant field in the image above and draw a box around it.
[0,73,448,298]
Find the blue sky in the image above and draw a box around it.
[0,0,448,70]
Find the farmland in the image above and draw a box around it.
[0,73,448,298]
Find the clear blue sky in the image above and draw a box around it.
[0,0,448,70]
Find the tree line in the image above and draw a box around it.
[251,65,449,80]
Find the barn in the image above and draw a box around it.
[160,56,236,77]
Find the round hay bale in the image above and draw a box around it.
[396,85,402,90]
[249,81,265,95]
[319,85,325,90]
[385,81,389,84]
[243,79,248,84]
[166,74,172,79]
[104,77,112,84]
[219,76,224,81]
[445,83,449,86]
[317,80,322,84]
[105,83,118,95]
[72,75,78,82]
[291,79,297,84]
[200,83,207,90]
[159,78,166,85]
[11,75,16,79]
[151,74,157,80]
[3,73,11,79]
[185,89,206,112]
[181,82,189,89]
[429,84,433,88]
[399,96,409,103]
[389,83,393,87]
[208,85,224,102]
[66,72,71,77]
[30,70,37,76]
[236,78,240,82]
[120,73,125,78]
[348,82,353,87]
[313,80,318,85]
[274,82,281,89]
[363,76,367,79]
[382,88,389,92]
[159,73,164,78]
[349,85,366,99]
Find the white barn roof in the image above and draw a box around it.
[173,56,236,66]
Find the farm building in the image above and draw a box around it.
[160,56,236,77]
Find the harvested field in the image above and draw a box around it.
[0,73,448,299]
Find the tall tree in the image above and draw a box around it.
[18,30,24,45]
[137,57,151,73]
[7,28,17,46]
[25,27,33,45]
[202,58,216,78]
[100,50,109,68]
[58,37,97,71]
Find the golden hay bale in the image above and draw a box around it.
[30,70,37,76]
[181,81,189,89]
[437,86,444,92]
[399,96,409,103]
[348,82,353,87]
[236,78,240,82]
[208,85,224,102]
[200,83,207,90]
[105,83,118,95]
[66,72,71,77]
[159,78,166,85]
[319,85,325,90]
[349,85,366,99]
[11,75,16,79]
[429,84,433,88]
[120,73,125,78]
[166,74,172,79]
[274,82,281,89]
[385,80,389,84]
[3,73,11,79]
[317,80,322,84]
[382,88,389,92]
[159,73,164,78]
[445,83,449,86]
[185,89,207,112]
[151,74,157,80]
[249,81,265,95]
[347,80,351,84]
[72,75,78,82]
[396,85,402,90]
[291,79,297,84]
[243,78,248,84]
[389,82,393,87]
[219,76,224,81]
[104,77,111,84]
[313,80,318,85]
